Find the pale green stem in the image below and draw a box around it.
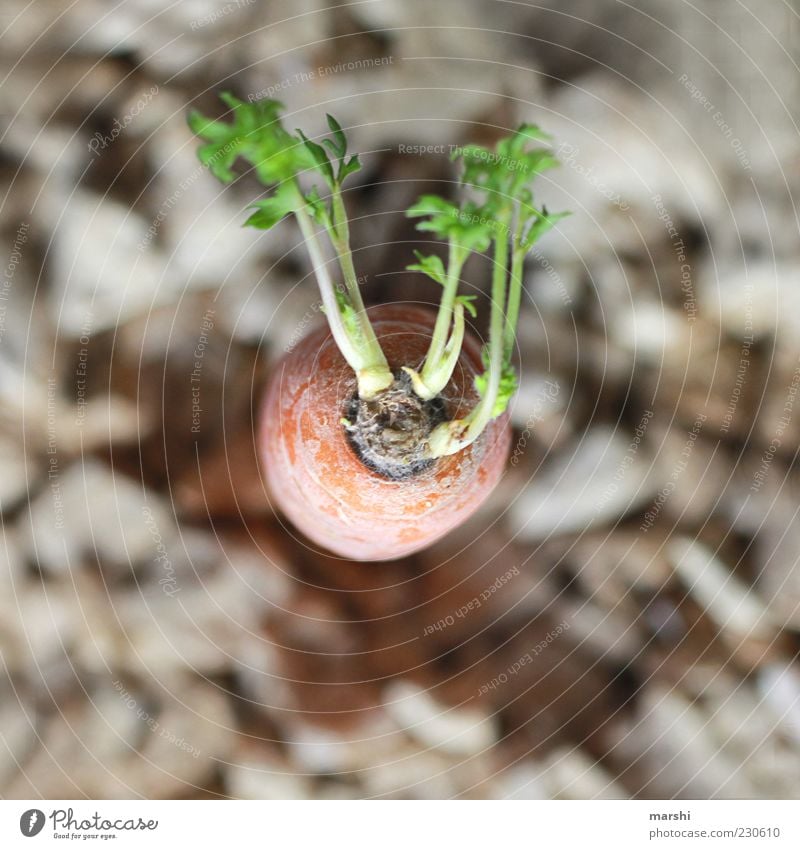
[294,205,391,398]
[330,189,367,306]
[423,242,464,376]
[329,187,393,396]
[403,301,465,400]
[294,207,356,362]
[463,228,509,439]
[504,216,526,360]
[426,223,511,458]
[403,242,467,400]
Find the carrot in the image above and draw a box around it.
[260,304,511,560]
[190,94,566,560]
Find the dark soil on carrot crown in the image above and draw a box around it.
[343,370,447,480]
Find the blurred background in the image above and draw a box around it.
[1,0,800,799]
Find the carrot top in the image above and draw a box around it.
[190,94,567,458]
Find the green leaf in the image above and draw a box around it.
[244,180,302,230]
[516,123,553,144]
[520,209,570,252]
[455,294,478,318]
[225,95,311,186]
[297,129,335,187]
[406,194,456,221]
[189,94,363,238]
[325,113,348,158]
[303,185,332,227]
[456,144,495,190]
[338,154,362,182]
[187,109,236,143]
[320,114,362,184]
[407,251,447,286]
[454,123,562,219]
[188,108,245,183]
[321,138,340,159]
[406,195,494,253]
[189,93,312,187]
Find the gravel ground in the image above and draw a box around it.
[1,0,800,799]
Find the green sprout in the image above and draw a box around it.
[410,126,568,456]
[189,94,567,458]
[190,94,391,398]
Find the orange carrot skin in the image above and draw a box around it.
[260,304,511,561]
